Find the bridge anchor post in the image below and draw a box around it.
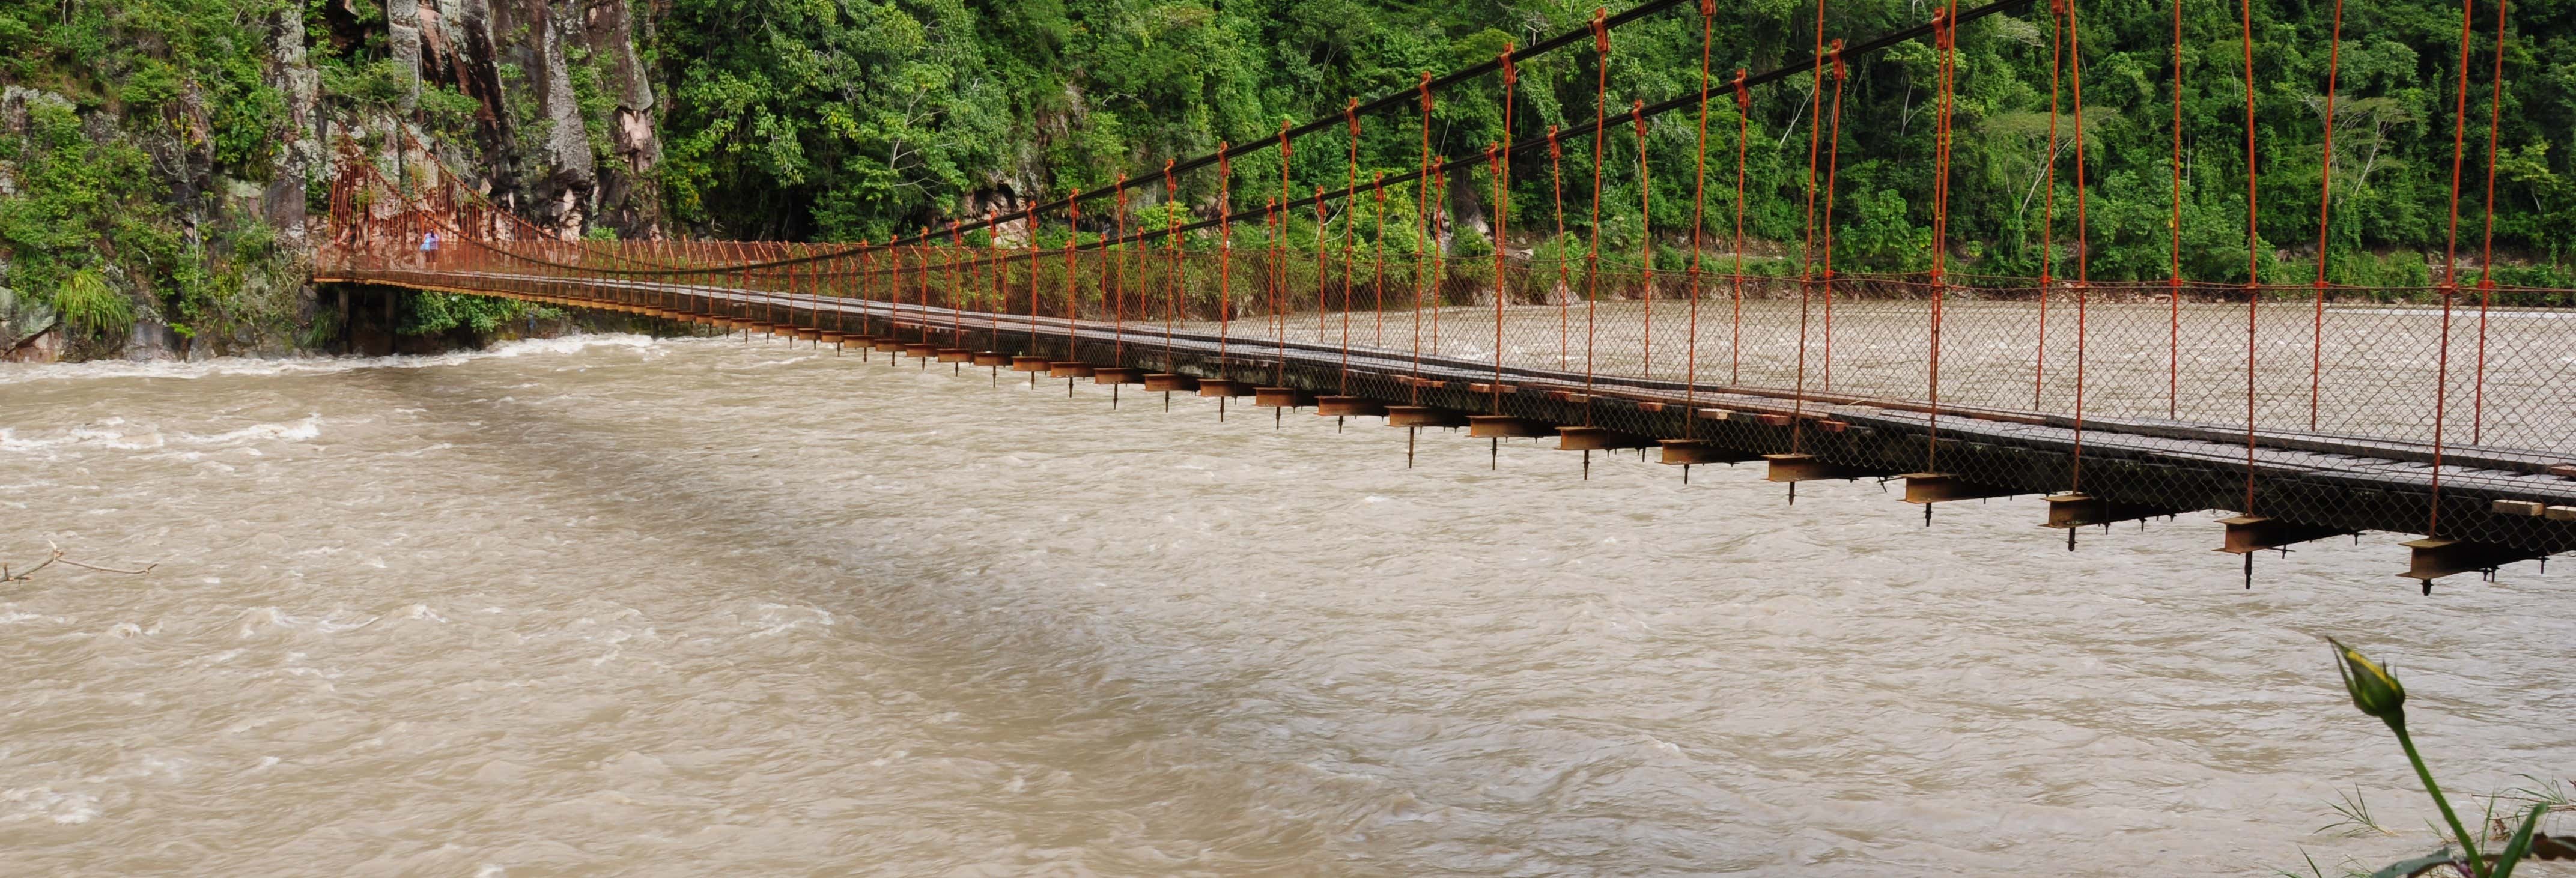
[1012,356,1049,388]
[1254,387,1315,430]
[2213,515,2354,587]
[2041,494,2189,550]
[1467,416,1554,471]
[1659,441,1757,485]
[1386,407,1467,468]
[1195,378,1253,423]
[1763,455,1894,502]
[2398,537,2547,594]
[1557,428,1651,480]
[1895,474,2027,528]
[1315,396,1385,417]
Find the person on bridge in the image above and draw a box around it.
[419,230,440,268]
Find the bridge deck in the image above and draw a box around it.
[321,268,2576,576]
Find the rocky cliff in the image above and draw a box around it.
[0,0,667,361]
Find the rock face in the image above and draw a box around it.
[264,5,324,248]
[400,0,664,238]
[0,286,60,362]
[7,0,667,362]
[574,0,663,235]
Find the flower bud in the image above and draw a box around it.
[2328,637,2407,727]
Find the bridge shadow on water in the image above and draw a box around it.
[293,333,2576,876]
[339,344,1547,872]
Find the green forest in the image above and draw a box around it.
[653,0,2574,288]
[4,0,2574,354]
[1,0,309,351]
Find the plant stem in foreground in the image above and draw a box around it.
[2393,724,2487,877]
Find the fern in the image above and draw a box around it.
[51,271,135,338]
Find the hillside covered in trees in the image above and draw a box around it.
[4,0,2571,358]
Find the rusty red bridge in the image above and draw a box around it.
[316,0,2575,590]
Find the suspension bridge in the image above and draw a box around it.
[315,0,2575,591]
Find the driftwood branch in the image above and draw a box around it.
[2,542,159,582]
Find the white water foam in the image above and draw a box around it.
[0,333,667,387]
[0,786,101,825]
[0,414,325,460]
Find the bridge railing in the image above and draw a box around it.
[310,0,2576,566]
[324,225,2576,462]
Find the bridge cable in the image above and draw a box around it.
[1315,187,1333,394]
[740,238,758,333]
[1732,69,1749,387]
[1427,150,1447,370]
[1493,44,1517,417]
[1635,100,1656,385]
[918,230,934,351]
[1549,126,1571,372]
[1584,9,1611,426]
[1262,195,1279,386]
[1790,0,1830,458]
[2310,0,2345,431]
[2431,0,2476,538]
[870,0,1700,252]
[738,238,755,333]
[1370,172,1390,350]
[410,0,2045,282]
[1028,194,1043,369]
[761,238,775,333]
[1490,142,1508,415]
[2473,0,2508,446]
[1823,42,1848,397]
[2069,0,2094,495]
[1162,162,1180,374]
[1411,79,1435,407]
[2036,0,2062,410]
[1312,187,1329,362]
[735,238,751,333]
[2167,0,2183,420]
[799,239,814,334]
[976,217,992,348]
[951,220,967,350]
[2241,0,2263,517]
[1217,146,1236,390]
[1683,0,1718,445]
[988,210,1004,369]
[1928,8,1954,472]
[1114,174,1130,363]
[1275,121,1294,389]
[1067,194,1084,368]
[856,241,872,344]
[1340,99,1364,396]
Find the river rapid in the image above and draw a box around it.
[4,333,2571,876]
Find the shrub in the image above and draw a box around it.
[52,271,135,338]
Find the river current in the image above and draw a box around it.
[4,333,2571,875]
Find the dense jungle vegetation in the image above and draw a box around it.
[5,0,2574,356]
[0,0,314,353]
[654,0,2576,288]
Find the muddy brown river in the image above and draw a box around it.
[4,333,2570,875]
